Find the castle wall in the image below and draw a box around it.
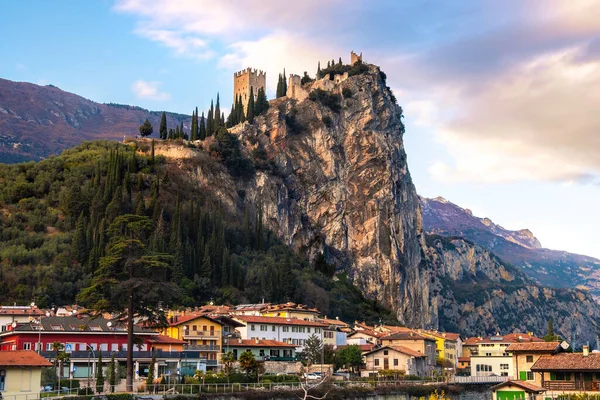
[351,51,363,65]
[233,68,266,114]
[286,74,308,102]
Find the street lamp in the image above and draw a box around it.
[35,312,51,354]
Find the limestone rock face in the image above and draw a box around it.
[232,65,430,327]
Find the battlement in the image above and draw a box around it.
[351,51,363,65]
[234,68,266,78]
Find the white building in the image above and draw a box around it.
[232,316,328,351]
[0,306,45,332]
[471,355,513,377]
[470,334,544,378]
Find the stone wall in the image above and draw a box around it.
[233,68,266,113]
[286,74,308,102]
[351,51,363,65]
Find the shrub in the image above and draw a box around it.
[322,116,333,128]
[285,114,303,134]
[309,89,341,113]
[342,87,353,98]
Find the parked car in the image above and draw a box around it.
[303,373,320,381]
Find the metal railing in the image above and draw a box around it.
[182,345,220,351]
[450,375,510,384]
[183,330,220,339]
[543,380,600,391]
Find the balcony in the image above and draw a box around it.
[543,381,600,391]
[38,350,216,361]
[182,330,220,340]
[183,344,221,352]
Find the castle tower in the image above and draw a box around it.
[350,51,363,65]
[233,68,266,114]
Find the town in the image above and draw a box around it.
[0,302,596,399]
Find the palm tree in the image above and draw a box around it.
[51,342,64,391]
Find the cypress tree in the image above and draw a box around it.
[317,61,321,78]
[108,354,117,392]
[226,103,235,127]
[159,112,167,139]
[190,109,197,141]
[175,125,180,139]
[207,100,214,137]
[199,112,206,140]
[246,87,255,123]
[96,350,104,393]
[214,93,221,131]
[255,87,269,116]
[146,353,156,387]
[221,112,225,127]
[338,57,342,65]
[72,212,88,265]
[201,243,212,280]
[283,68,287,95]
[276,74,282,98]
[180,122,184,139]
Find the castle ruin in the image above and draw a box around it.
[233,68,266,114]
[351,51,363,65]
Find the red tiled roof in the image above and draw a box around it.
[363,345,426,358]
[0,351,52,367]
[506,342,561,352]
[233,316,328,327]
[478,333,543,344]
[146,335,186,344]
[168,314,221,327]
[491,380,546,393]
[531,353,600,371]
[381,331,435,341]
[463,337,482,345]
[223,339,296,348]
[458,357,470,362]
[348,329,386,338]
[318,318,348,327]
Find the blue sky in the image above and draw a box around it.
[1,1,599,258]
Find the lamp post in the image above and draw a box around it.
[36,312,51,354]
[85,344,96,392]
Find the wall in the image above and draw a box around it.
[1,367,42,397]
[0,332,149,353]
[234,320,325,352]
[470,356,513,377]
[513,353,544,385]
[233,68,266,113]
[380,339,437,366]
[363,348,426,376]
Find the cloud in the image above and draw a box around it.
[131,80,171,101]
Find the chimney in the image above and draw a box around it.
[584,345,589,357]
[255,339,259,344]
[238,339,242,344]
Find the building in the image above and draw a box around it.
[161,314,224,363]
[260,303,319,321]
[233,68,266,114]
[471,333,544,378]
[222,339,296,361]
[362,346,428,377]
[530,346,600,393]
[350,51,363,65]
[490,380,546,400]
[0,305,45,332]
[347,328,386,345]
[462,337,482,357]
[0,351,52,397]
[506,341,563,382]
[419,331,462,367]
[231,315,328,351]
[317,318,348,347]
[457,357,470,374]
[379,331,437,368]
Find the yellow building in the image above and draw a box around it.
[161,314,223,362]
[260,303,319,321]
[419,331,461,366]
[0,350,52,397]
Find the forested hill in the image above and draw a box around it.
[0,78,190,163]
[0,140,395,324]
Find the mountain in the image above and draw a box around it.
[1,64,599,345]
[421,196,600,298]
[0,78,190,163]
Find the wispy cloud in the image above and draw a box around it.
[131,80,171,101]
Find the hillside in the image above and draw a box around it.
[421,196,600,298]
[0,78,190,163]
[1,64,599,345]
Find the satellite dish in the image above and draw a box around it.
[45,312,51,317]
[560,341,570,350]
[30,302,36,307]
[11,322,17,328]
[107,321,112,327]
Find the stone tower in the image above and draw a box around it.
[233,68,266,114]
[351,51,363,65]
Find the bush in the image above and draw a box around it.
[285,114,303,134]
[342,87,353,99]
[309,89,341,113]
[322,116,332,128]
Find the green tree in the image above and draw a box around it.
[254,87,269,116]
[190,108,198,141]
[139,118,153,137]
[214,93,221,131]
[199,112,206,140]
[221,351,236,378]
[543,318,561,341]
[336,345,362,374]
[246,87,255,123]
[71,212,88,265]
[96,350,104,393]
[108,354,117,392]
[146,353,156,388]
[207,100,214,137]
[238,351,263,378]
[301,334,323,366]
[159,112,167,139]
[77,214,179,392]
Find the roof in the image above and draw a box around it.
[506,342,561,353]
[318,318,349,327]
[348,329,386,338]
[463,337,482,346]
[233,315,328,327]
[478,333,544,345]
[491,380,546,393]
[531,353,600,371]
[168,314,222,327]
[210,315,246,328]
[421,331,461,341]
[0,351,52,367]
[0,306,45,317]
[146,335,186,345]
[380,331,435,342]
[458,357,470,362]
[263,302,319,314]
[363,345,426,358]
[2,316,155,335]
[223,339,296,348]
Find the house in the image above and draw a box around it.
[317,318,348,347]
[379,331,437,368]
[231,315,328,351]
[260,303,320,321]
[347,328,385,345]
[490,380,546,400]
[222,339,296,361]
[419,331,462,367]
[457,357,470,374]
[471,333,544,378]
[161,314,224,362]
[506,341,563,383]
[0,351,52,397]
[146,335,186,352]
[462,337,482,357]
[0,305,45,332]
[362,345,428,377]
[530,346,600,393]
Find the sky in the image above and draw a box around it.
[1,1,599,258]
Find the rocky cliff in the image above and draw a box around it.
[227,65,429,327]
[422,196,600,299]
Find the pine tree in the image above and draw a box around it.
[190,108,197,141]
[276,74,283,98]
[282,68,287,95]
[96,350,104,393]
[138,118,153,137]
[246,87,255,123]
[338,57,343,65]
[207,100,214,137]
[199,112,206,140]
[159,112,167,139]
[255,87,269,116]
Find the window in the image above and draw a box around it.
[272,326,276,332]
[394,359,399,366]
[46,343,54,351]
[192,325,197,331]
[100,343,108,351]
[23,342,31,350]
[282,326,289,332]
[251,325,256,331]
[292,327,298,333]
[501,372,508,376]
[374,359,380,366]
[307,328,311,333]
[500,364,509,370]
[89,325,102,331]
[50,324,64,331]
[384,350,388,356]
[111,343,119,351]
[476,364,492,372]
[527,371,534,381]
[260,325,267,332]
[90,343,97,351]
[78,343,87,351]
[526,355,533,363]
[315,328,321,333]
[259,349,265,356]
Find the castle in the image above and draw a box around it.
[233,68,266,114]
